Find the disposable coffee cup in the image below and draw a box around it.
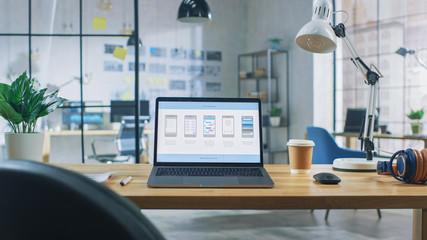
[287,139,315,174]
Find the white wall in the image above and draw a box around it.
[247,0,314,139]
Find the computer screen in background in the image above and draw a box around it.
[344,108,379,133]
[62,101,104,126]
[110,100,150,123]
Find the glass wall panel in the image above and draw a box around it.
[31,0,80,34]
[335,0,427,152]
[82,0,134,35]
[0,0,28,33]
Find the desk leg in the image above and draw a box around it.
[424,140,427,149]
[344,136,355,149]
[42,133,50,163]
[413,209,427,240]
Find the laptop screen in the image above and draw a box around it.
[154,98,262,165]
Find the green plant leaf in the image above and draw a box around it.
[0,83,11,102]
[0,101,23,124]
[0,71,68,132]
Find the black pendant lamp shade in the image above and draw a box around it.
[177,0,212,23]
[127,30,142,47]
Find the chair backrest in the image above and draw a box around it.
[118,118,146,156]
[0,159,164,240]
[306,126,366,164]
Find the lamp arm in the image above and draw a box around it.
[332,23,383,160]
[414,53,427,70]
[332,23,382,85]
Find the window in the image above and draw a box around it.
[335,0,427,151]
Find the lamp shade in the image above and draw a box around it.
[177,0,212,23]
[127,31,142,47]
[295,0,337,53]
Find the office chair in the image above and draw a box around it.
[90,118,146,163]
[306,126,381,220]
[0,159,165,240]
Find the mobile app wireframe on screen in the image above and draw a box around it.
[157,101,260,163]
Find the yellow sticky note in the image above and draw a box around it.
[195,51,201,57]
[121,87,133,100]
[124,77,131,83]
[113,46,128,61]
[132,77,135,83]
[155,78,161,84]
[162,78,168,84]
[92,16,107,30]
[148,77,153,84]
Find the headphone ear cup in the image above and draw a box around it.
[396,154,406,178]
[412,149,422,183]
[421,149,427,183]
[403,149,415,183]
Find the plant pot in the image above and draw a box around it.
[269,42,280,50]
[5,132,44,162]
[270,116,281,127]
[411,122,423,135]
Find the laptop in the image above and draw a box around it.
[147,97,274,188]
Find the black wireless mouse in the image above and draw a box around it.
[313,172,341,184]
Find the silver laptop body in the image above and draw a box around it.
[147,97,274,188]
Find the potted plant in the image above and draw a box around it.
[270,107,282,127]
[407,108,424,135]
[0,71,67,161]
[266,38,283,50]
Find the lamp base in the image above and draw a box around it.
[333,158,379,172]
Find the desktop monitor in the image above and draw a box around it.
[62,101,104,126]
[110,100,150,123]
[344,108,378,133]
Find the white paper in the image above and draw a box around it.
[84,172,113,183]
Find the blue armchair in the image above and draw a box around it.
[306,126,366,164]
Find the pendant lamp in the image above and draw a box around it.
[177,0,212,23]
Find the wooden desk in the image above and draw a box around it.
[43,130,119,162]
[333,132,427,149]
[59,163,427,239]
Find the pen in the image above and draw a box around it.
[120,176,133,186]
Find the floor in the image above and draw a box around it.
[142,209,412,240]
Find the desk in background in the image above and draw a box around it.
[43,130,119,163]
[333,132,427,149]
[59,163,427,240]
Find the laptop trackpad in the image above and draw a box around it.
[183,177,239,187]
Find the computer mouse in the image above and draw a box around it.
[313,172,341,184]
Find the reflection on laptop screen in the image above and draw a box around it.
[156,101,261,164]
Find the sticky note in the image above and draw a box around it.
[121,87,133,100]
[148,77,153,84]
[113,46,128,61]
[162,78,168,84]
[92,16,107,30]
[124,77,131,83]
[155,77,161,84]
[195,51,201,57]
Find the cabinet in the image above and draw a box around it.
[238,49,289,163]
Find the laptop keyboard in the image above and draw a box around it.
[156,167,263,177]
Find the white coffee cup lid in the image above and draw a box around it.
[287,139,315,146]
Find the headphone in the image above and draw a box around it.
[376,148,427,184]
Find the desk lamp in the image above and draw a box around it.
[296,0,383,171]
[396,47,427,70]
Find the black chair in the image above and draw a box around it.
[90,117,147,163]
[0,159,165,240]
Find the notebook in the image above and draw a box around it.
[147,97,274,188]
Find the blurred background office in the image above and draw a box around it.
[0,0,426,164]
